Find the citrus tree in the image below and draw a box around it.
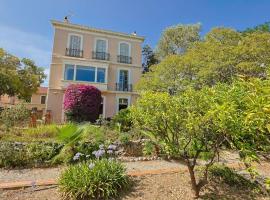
[131,78,270,198]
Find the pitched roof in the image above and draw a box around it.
[37,87,48,94]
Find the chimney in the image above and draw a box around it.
[64,16,69,23]
[132,31,137,36]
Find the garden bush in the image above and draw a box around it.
[209,165,266,194]
[111,109,133,132]
[0,104,30,129]
[0,141,63,168]
[23,124,59,138]
[63,84,102,123]
[59,159,130,200]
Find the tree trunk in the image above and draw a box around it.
[186,161,200,198]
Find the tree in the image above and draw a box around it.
[136,28,270,94]
[136,55,197,94]
[142,45,159,72]
[63,84,102,123]
[242,21,270,34]
[131,78,270,198]
[156,23,201,59]
[0,48,46,100]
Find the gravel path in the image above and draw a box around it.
[0,160,185,183]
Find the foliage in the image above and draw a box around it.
[118,133,131,144]
[131,78,270,198]
[0,48,46,100]
[142,44,159,72]
[137,28,270,93]
[0,141,63,168]
[23,124,59,138]
[111,109,133,132]
[209,165,261,190]
[143,140,155,156]
[59,159,130,200]
[156,23,201,59]
[266,178,270,190]
[0,104,30,129]
[64,84,102,123]
[242,21,270,34]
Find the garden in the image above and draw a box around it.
[1,22,270,200]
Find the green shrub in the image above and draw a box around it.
[23,124,59,138]
[143,141,155,156]
[111,109,133,132]
[0,104,30,129]
[59,159,130,200]
[0,141,63,168]
[209,165,263,193]
[266,178,270,190]
[119,133,131,144]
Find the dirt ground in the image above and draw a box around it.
[1,171,269,200]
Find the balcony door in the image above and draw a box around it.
[68,35,82,57]
[119,70,129,91]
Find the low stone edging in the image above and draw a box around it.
[0,167,182,190]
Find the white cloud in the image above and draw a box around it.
[0,25,51,86]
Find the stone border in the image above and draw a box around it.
[0,167,182,190]
[0,162,246,190]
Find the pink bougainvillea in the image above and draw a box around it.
[63,84,102,122]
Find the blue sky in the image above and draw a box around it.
[0,0,270,86]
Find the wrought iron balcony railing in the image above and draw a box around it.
[92,51,110,61]
[115,83,133,92]
[65,48,83,58]
[117,55,132,64]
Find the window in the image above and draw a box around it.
[69,35,81,50]
[118,98,129,111]
[96,39,107,53]
[76,66,95,82]
[41,96,46,104]
[97,68,106,83]
[64,64,74,80]
[99,97,104,116]
[120,43,130,56]
[64,64,106,83]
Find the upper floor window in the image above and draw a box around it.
[96,39,107,53]
[66,34,83,57]
[119,42,130,56]
[40,95,46,104]
[64,64,106,83]
[69,35,82,50]
[118,42,132,64]
[93,39,109,61]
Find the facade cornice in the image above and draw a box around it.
[51,20,145,42]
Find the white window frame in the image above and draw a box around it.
[67,33,83,50]
[40,95,47,104]
[62,61,108,84]
[116,95,131,113]
[118,41,131,56]
[94,38,108,53]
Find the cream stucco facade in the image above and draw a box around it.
[46,20,144,123]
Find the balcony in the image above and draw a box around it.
[92,51,110,61]
[117,55,132,64]
[115,83,133,92]
[65,48,83,58]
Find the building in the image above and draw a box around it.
[0,87,48,118]
[46,20,144,123]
